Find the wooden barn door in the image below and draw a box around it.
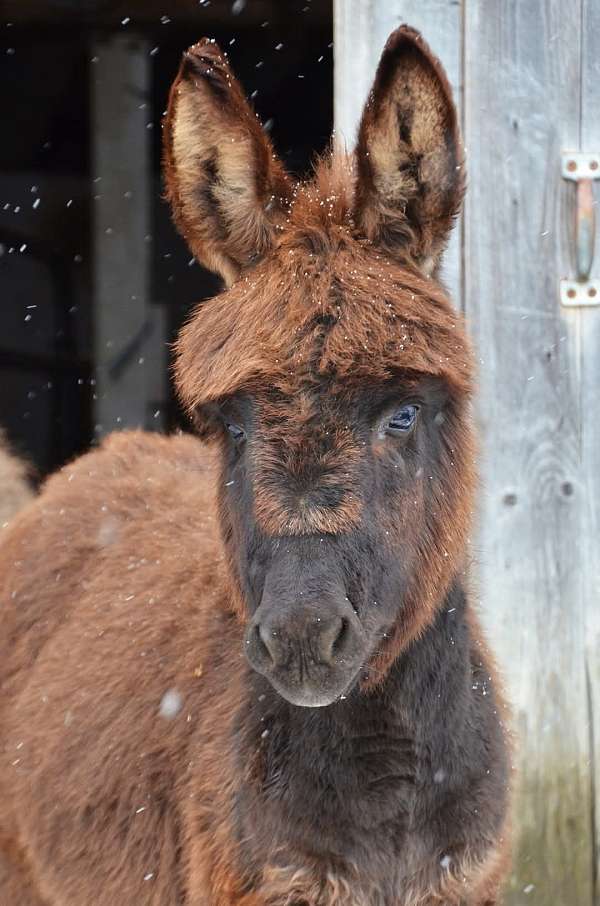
[335,2,600,903]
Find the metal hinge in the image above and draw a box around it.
[560,152,600,307]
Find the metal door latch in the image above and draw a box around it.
[560,152,600,306]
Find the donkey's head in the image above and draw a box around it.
[165,27,475,707]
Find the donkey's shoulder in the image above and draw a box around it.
[0,430,222,681]
[38,428,217,515]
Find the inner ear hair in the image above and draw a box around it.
[163,39,293,285]
[354,26,464,267]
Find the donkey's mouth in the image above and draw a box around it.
[262,659,364,708]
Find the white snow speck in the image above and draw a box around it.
[159,689,182,719]
[96,516,120,548]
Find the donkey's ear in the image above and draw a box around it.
[354,26,464,269]
[163,39,292,285]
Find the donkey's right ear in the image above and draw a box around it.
[163,40,292,285]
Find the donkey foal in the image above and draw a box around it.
[0,26,511,906]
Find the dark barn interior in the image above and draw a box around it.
[0,0,333,478]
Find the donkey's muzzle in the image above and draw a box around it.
[244,596,366,707]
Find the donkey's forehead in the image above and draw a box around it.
[174,242,474,414]
[239,374,443,419]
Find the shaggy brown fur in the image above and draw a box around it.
[0,26,511,906]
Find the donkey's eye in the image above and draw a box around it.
[385,404,420,436]
[225,422,246,444]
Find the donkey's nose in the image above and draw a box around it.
[244,582,367,707]
[253,613,346,669]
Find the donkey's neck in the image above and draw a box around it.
[235,579,489,861]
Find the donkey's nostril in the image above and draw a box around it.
[331,618,349,656]
[314,615,346,664]
[245,619,280,673]
[257,622,282,666]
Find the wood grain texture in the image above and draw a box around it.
[463,0,594,903]
[581,0,600,901]
[333,0,462,302]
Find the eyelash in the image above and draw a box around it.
[225,421,246,444]
[380,403,421,438]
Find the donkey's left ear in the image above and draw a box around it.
[163,39,292,285]
[354,26,464,269]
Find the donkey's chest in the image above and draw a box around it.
[243,735,447,904]
[251,800,472,906]
[251,806,460,906]
[246,743,496,906]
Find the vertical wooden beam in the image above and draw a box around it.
[581,2,600,902]
[92,34,165,436]
[464,1,593,903]
[333,0,463,302]
[333,0,376,149]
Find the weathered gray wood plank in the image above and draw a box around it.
[333,0,463,303]
[581,1,600,901]
[92,34,166,435]
[463,1,592,903]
